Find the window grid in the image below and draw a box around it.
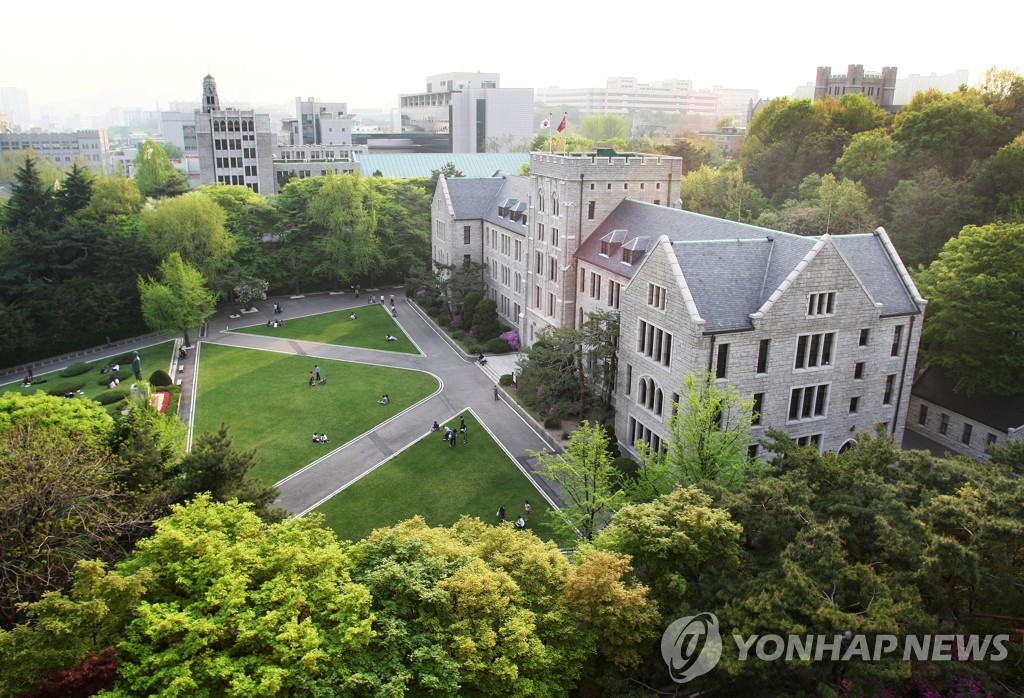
[794,332,835,369]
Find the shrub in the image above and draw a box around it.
[61,362,92,377]
[499,329,521,351]
[45,381,85,396]
[465,345,483,355]
[614,456,639,481]
[485,337,510,353]
[451,330,466,341]
[150,369,173,387]
[96,370,132,386]
[472,298,501,342]
[499,374,513,386]
[462,292,482,332]
[544,415,561,429]
[94,387,130,405]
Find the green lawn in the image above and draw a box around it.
[1,341,176,417]
[234,304,418,354]
[313,411,570,546]
[192,343,439,483]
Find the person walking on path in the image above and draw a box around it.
[524,500,531,518]
[493,385,499,401]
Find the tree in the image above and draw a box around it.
[515,326,583,418]
[532,421,625,541]
[887,169,978,267]
[971,133,1024,221]
[132,140,187,198]
[913,222,1024,395]
[309,174,381,290]
[632,370,756,499]
[0,155,54,233]
[470,297,500,342]
[233,276,268,310]
[773,173,875,236]
[55,163,94,220]
[891,90,1008,178]
[176,423,282,522]
[77,175,142,224]
[138,252,216,346]
[138,191,235,284]
[0,423,145,627]
[577,310,620,417]
[678,165,767,221]
[579,114,631,143]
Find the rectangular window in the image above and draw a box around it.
[548,256,557,281]
[756,339,770,374]
[548,293,555,316]
[625,364,632,395]
[882,374,896,405]
[637,320,672,367]
[538,224,545,243]
[918,404,929,425]
[859,328,870,346]
[647,283,667,310]
[960,423,973,445]
[794,332,835,369]
[608,280,620,308]
[987,433,998,447]
[796,434,822,449]
[788,384,829,421]
[716,344,729,379]
[752,393,764,426]
[463,226,471,244]
[854,362,865,380]
[849,396,860,414]
[535,252,543,273]
[807,291,836,316]
[747,444,760,459]
[552,228,558,246]
[891,325,904,356]
[587,201,596,219]
[939,414,950,435]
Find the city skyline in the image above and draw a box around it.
[2,0,1018,122]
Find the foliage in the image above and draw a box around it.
[678,165,768,221]
[310,174,381,290]
[532,421,625,541]
[93,387,129,405]
[137,252,216,347]
[138,191,235,285]
[232,276,268,308]
[632,370,756,500]
[0,423,145,627]
[132,141,187,199]
[515,326,583,419]
[913,222,1024,395]
[887,169,978,267]
[60,361,92,377]
[499,373,513,386]
[483,337,510,353]
[148,369,172,387]
[499,329,520,350]
[461,291,482,332]
[579,114,631,142]
[0,391,112,444]
[175,423,282,522]
[471,297,501,342]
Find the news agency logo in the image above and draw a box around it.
[661,612,1013,684]
[660,612,723,683]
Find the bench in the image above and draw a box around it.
[176,379,183,386]
[178,364,185,373]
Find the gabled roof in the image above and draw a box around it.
[577,199,923,332]
[912,367,1024,432]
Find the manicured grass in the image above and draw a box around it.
[313,412,571,546]
[0,341,176,417]
[234,304,418,354]
[193,343,439,483]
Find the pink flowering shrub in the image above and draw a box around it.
[500,330,521,350]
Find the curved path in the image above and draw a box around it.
[188,292,563,516]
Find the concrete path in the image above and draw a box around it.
[194,291,563,515]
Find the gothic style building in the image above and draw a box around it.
[431,151,925,457]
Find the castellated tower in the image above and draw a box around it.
[523,150,684,339]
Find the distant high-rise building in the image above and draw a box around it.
[0,87,31,131]
[894,69,970,105]
[273,97,365,190]
[814,65,898,109]
[195,75,276,194]
[400,72,534,153]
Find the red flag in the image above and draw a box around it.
[556,113,567,133]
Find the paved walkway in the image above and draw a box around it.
[192,291,563,515]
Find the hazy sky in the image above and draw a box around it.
[3,0,1019,115]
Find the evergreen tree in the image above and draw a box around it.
[55,163,95,221]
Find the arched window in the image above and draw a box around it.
[552,195,559,216]
[538,190,544,212]
[638,378,648,405]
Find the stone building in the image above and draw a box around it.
[431,151,925,454]
[814,65,898,109]
[195,75,276,194]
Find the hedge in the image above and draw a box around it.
[61,362,92,377]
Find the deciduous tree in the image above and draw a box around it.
[138,252,216,346]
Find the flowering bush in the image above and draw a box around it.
[415,287,426,297]
[499,330,521,350]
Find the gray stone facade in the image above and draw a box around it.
[431,151,925,455]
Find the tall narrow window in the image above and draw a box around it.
[752,393,764,426]
[756,339,770,374]
[961,424,973,445]
[882,374,896,405]
[918,404,928,425]
[939,414,950,435]
[891,325,904,356]
[463,226,471,244]
[716,344,729,379]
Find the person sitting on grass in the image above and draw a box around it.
[386,334,397,341]
[431,421,441,432]
[379,394,390,405]
[349,312,357,320]
[312,432,319,443]
[515,517,526,529]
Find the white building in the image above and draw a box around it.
[0,129,109,172]
[401,72,534,153]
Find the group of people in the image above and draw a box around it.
[385,334,397,341]
[497,501,531,529]
[312,432,330,444]
[433,415,468,446]
[308,366,326,387]
[267,319,286,328]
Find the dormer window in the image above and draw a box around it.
[600,241,610,256]
[622,248,634,264]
